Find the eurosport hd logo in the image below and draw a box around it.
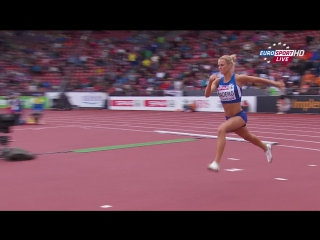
[259,42,305,63]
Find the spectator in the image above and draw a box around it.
[0,30,319,95]
[301,70,316,84]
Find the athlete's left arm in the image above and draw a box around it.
[236,74,284,88]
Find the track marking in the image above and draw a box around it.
[44,111,320,123]
[274,178,288,181]
[230,134,320,144]
[45,116,320,133]
[155,130,278,145]
[227,158,240,160]
[33,138,196,156]
[224,168,243,172]
[308,164,317,167]
[46,113,320,156]
[277,145,320,152]
[15,125,320,151]
[35,150,72,155]
[16,123,320,144]
[73,138,196,153]
[247,130,320,138]
[100,205,112,208]
[16,125,76,131]
[16,125,153,133]
[43,112,318,129]
[18,115,320,137]
[83,125,151,133]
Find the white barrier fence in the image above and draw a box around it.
[45,92,257,112]
[108,96,257,112]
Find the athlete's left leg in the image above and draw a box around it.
[208,116,246,172]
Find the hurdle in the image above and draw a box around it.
[155,130,278,145]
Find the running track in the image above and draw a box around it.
[0,110,319,210]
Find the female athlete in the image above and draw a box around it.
[205,54,284,172]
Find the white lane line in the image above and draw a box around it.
[100,205,112,209]
[227,158,240,160]
[277,145,320,152]
[155,130,278,145]
[307,164,317,167]
[274,178,288,181]
[224,168,244,172]
[229,134,320,144]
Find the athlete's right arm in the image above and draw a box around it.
[205,74,220,98]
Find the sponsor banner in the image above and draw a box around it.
[145,99,175,108]
[0,96,49,109]
[46,92,109,108]
[109,97,177,111]
[288,96,320,114]
[108,96,257,112]
[257,95,320,114]
[111,99,142,107]
[73,92,107,108]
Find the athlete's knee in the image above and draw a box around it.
[217,125,227,135]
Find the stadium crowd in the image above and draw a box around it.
[0,30,320,96]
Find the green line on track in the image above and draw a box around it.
[72,138,196,153]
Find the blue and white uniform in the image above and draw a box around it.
[217,74,247,123]
[217,73,242,104]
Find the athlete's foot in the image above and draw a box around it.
[265,144,273,163]
[208,161,220,172]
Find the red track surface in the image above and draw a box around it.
[0,110,319,210]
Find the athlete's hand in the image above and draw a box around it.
[209,74,218,83]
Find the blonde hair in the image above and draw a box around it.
[219,54,237,72]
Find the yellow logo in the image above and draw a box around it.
[291,99,320,111]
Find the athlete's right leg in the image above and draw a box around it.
[234,127,272,163]
[234,127,267,151]
[208,116,246,172]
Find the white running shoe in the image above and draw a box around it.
[265,144,273,163]
[208,161,220,172]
